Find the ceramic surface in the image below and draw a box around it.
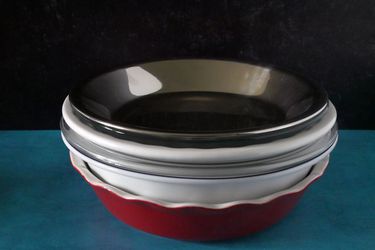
[62,98,337,164]
[66,138,336,204]
[70,154,329,240]
[62,119,337,177]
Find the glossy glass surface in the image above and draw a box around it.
[69,59,327,144]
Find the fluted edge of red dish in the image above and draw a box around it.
[70,154,328,240]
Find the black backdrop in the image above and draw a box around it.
[1,0,375,130]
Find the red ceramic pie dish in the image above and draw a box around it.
[71,153,329,241]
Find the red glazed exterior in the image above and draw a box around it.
[93,185,304,241]
[71,157,327,241]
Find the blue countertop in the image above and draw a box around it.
[0,130,374,249]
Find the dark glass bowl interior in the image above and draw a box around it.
[69,59,327,145]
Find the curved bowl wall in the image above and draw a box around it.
[70,154,329,241]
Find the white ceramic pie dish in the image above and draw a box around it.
[66,137,337,204]
[62,123,337,178]
[71,152,330,208]
[62,97,337,164]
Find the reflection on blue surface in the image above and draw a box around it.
[0,130,374,249]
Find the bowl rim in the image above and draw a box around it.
[69,58,328,142]
[65,132,337,180]
[62,98,337,164]
[70,152,329,209]
[62,117,337,177]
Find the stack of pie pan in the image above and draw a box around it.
[61,59,338,240]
